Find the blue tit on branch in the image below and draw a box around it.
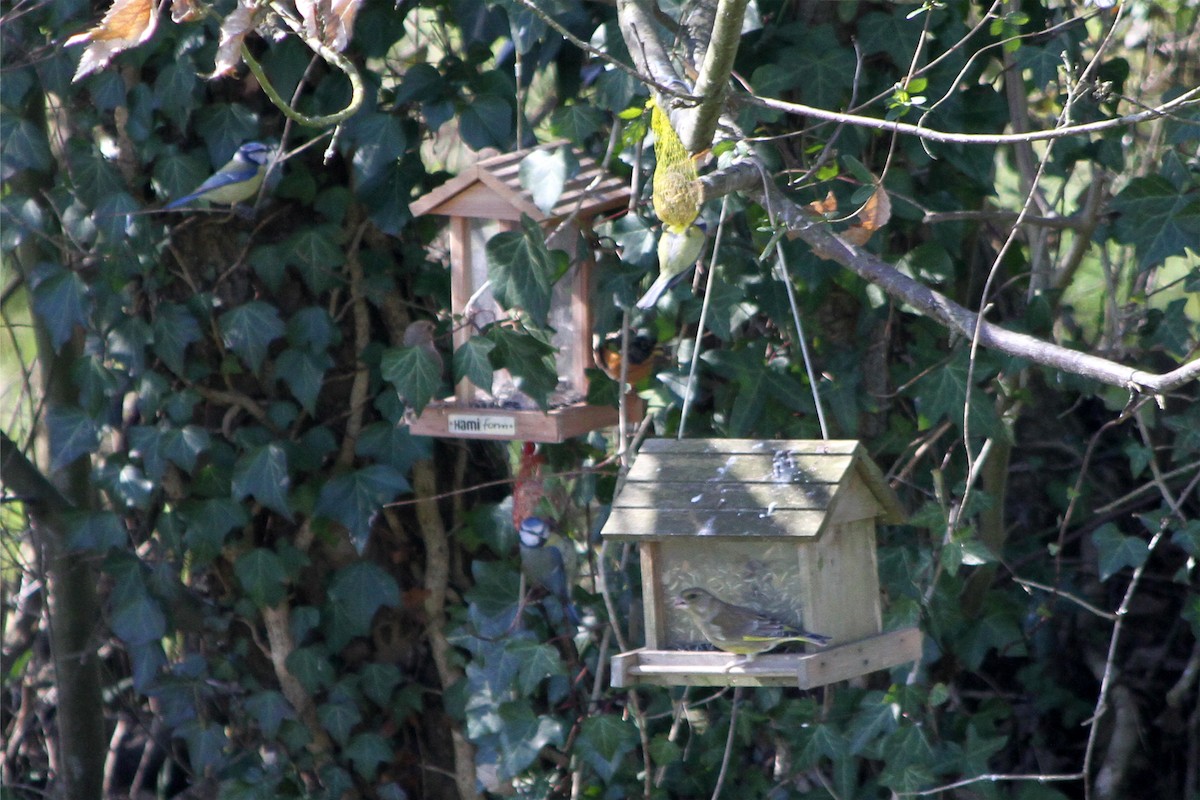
[518,516,580,624]
[164,142,272,210]
[636,223,706,310]
[675,587,830,656]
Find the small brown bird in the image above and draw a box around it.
[675,587,831,656]
[594,332,662,386]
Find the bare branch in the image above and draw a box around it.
[749,86,1200,145]
[700,160,1200,393]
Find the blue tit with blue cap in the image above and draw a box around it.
[165,142,272,210]
[636,223,706,310]
[518,516,580,625]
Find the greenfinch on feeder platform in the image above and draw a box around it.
[675,587,831,656]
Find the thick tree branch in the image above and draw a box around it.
[702,161,1200,393]
[681,0,748,153]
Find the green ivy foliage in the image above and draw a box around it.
[2,0,1199,798]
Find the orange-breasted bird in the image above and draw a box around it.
[594,332,662,386]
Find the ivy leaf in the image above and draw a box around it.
[47,405,101,470]
[31,264,88,352]
[285,646,335,694]
[343,732,393,780]
[286,226,344,293]
[67,511,126,551]
[231,443,292,518]
[358,663,402,708]
[234,548,287,607]
[507,638,567,695]
[1092,523,1149,580]
[484,325,558,409]
[549,104,605,142]
[453,336,496,393]
[464,561,522,638]
[346,112,407,191]
[355,422,432,473]
[276,347,332,414]
[219,301,285,374]
[1,117,53,172]
[486,216,565,327]
[110,591,167,647]
[380,343,443,414]
[1111,176,1200,270]
[160,425,210,474]
[518,146,577,215]
[318,701,362,747]
[576,715,637,782]
[325,561,401,642]
[181,498,248,563]
[497,702,563,778]
[315,465,411,554]
[152,302,202,375]
[245,690,295,738]
[287,306,337,352]
[459,94,512,150]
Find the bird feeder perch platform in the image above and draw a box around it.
[407,142,639,442]
[601,438,922,688]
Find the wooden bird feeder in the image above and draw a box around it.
[601,439,923,688]
[408,142,637,442]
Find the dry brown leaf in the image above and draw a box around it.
[857,184,892,233]
[808,190,838,216]
[211,1,259,78]
[65,0,158,82]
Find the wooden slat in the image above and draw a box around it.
[610,628,922,688]
[601,507,829,539]
[613,481,838,511]
[625,452,856,485]
[640,439,862,456]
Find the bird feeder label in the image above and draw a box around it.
[448,413,517,437]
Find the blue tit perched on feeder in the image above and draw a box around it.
[518,516,580,624]
[165,142,272,210]
[636,223,706,310]
[675,587,830,656]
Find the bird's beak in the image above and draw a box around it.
[672,597,688,610]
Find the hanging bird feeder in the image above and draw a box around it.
[601,439,923,688]
[408,142,637,442]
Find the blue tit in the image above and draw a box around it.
[636,223,706,310]
[675,587,830,656]
[518,516,580,624]
[164,142,272,210]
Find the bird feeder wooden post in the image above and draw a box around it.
[407,142,636,442]
[601,439,923,688]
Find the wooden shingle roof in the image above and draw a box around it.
[602,439,907,540]
[410,141,630,222]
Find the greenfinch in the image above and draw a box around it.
[637,224,705,310]
[675,587,830,656]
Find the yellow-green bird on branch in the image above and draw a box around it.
[675,587,831,656]
[636,224,706,310]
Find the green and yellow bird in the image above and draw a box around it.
[675,587,831,656]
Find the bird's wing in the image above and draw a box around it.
[164,163,260,209]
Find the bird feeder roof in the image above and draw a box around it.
[602,439,906,541]
[409,141,630,222]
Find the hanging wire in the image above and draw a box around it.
[752,163,830,440]
[677,193,731,438]
[771,238,830,440]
